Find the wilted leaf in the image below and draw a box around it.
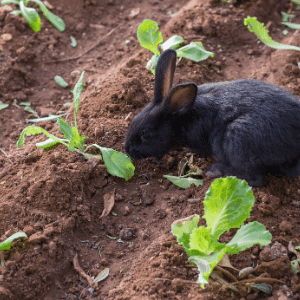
[92,268,109,283]
[218,253,239,271]
[146,54,159,75]
[163,174,202,189]
[100,189,115,218]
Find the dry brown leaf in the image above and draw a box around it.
[100,189,115,218]
[218,253,239,271]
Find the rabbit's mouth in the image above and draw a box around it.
[125,144,159,160]
[125,145,146,160]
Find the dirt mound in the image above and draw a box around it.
[1,0,300,299]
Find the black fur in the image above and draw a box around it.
[125,49,300,186]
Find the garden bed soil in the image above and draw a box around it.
[1,0,300,299]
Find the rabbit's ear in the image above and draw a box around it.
[153,49,176,104]
[167,83,198,113]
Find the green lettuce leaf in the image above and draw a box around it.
[88,145,135,181]
[226,221,272,254]
[137,19,163,56]
[17,125,67,148]
[31,0,65,32]
[171,215,200,250]
[19,0,41,32]
[203,176,255,240]
[176,42,214,62]
[160,35,184,51]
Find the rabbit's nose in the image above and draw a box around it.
[125,144,132,155]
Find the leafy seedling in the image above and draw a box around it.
[0,232,27,252]
[0,101,9,111]
[288,239,300,274]
[55,75,68,88]
[20,102,38,117]
[163,154,203,188]
[1,0,65,32]
[17,71,135,181]
[172,176,272,288]
[137,19,214,74]
[244,16,300,51]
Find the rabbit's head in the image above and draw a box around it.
[125,49,198,159]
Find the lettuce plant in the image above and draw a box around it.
[1,0,65,32]
[172,176,272,288]
[137,19,214,74]
[17,72,135,181]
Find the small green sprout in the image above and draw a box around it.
[172,177,272,289]
[54,75,68,88]
[17,72,135,181]
[137,19,214,74]
[163,155,203,189]
[20,102,37,116]
[1,0,65,32]
[282,29,289,36]
[70,36,77,47]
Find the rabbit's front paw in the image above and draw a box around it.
[206,162,225,178]
[245,175,265,187]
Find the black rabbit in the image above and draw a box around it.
[125,49,300,186]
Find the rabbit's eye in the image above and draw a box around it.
[141,132,152,141]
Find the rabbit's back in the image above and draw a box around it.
[196,79,300,169]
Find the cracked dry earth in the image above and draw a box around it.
[1,0,300,299]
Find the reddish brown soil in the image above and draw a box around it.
[1,0,300,299]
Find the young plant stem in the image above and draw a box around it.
[210,272,239,292]
[0,148,12,164]
[214,266,238,282]
[231,277,285,285]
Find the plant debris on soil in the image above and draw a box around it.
[1,0,300,299]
